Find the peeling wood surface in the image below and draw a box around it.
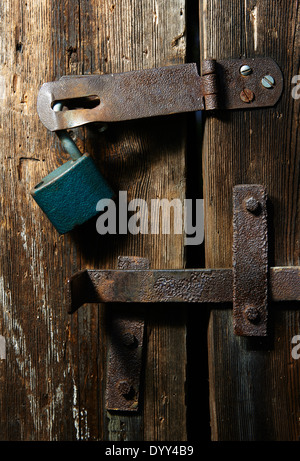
[0,0,187,441]
[200,0,300,441]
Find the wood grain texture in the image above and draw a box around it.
[199,0,299,441]
[0,0,187,440]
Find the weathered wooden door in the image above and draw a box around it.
[0,0,298,443]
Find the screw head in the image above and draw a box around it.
[262,75,275,89]
[245,306,261,324]
[240,65,252,76]
[240,88,255,103]
[245,196,260,213]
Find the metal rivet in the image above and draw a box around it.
[245,197,260,213]
[240,88,255,103]
[117,380,133,397]
[245,306,261,324]
[240,65,252,76]
[122,331,138,348]
[261,75,275,89]
[53,102,63,112]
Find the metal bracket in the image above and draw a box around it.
[233,185,268,335]
[67,185,299,410]
[106,256,148,412]
[37,57,283,132]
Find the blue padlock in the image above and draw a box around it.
[31,103,113,234]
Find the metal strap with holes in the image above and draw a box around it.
[37,58,283,132]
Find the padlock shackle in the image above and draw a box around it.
[56,130,82,161]
[53,102,81,161]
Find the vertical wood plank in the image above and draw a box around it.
[90,0,188,441]
[0,0,187,440]
[200,0,299,441]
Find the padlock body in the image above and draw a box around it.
[31,154,113,234]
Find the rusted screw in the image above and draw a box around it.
[245,306,261,324]
[240,65,252,76]
[117,380,133,397]
[122,331,137,348]
[245,196,260,213]
[240,88,254,103]
[261,75,275,89]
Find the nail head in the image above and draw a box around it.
[117,380,132,397]
[122,331,137,348]
[245,197,260,213]
[245,306,261,324]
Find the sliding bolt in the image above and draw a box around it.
[262,75,275,89]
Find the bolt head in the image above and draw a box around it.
[262,75,275,89]
[240,88,254,103]
[245,306,261,324]
[245,197,260,213]
[117,380,132,395]
[117,380,134,397]
[240,65,252,76]
[122,331,137,348]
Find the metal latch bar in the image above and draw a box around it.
[37,58,283,132]
[67,266,299,311]
[66,184,299,412]
[67,186,299,326]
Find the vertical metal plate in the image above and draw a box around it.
[106,256,149,411]
[233,185,268,336]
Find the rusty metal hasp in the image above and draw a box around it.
[33,58,283,234]
[37,58,283,132]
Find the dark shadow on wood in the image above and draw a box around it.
[185,0,211,442]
